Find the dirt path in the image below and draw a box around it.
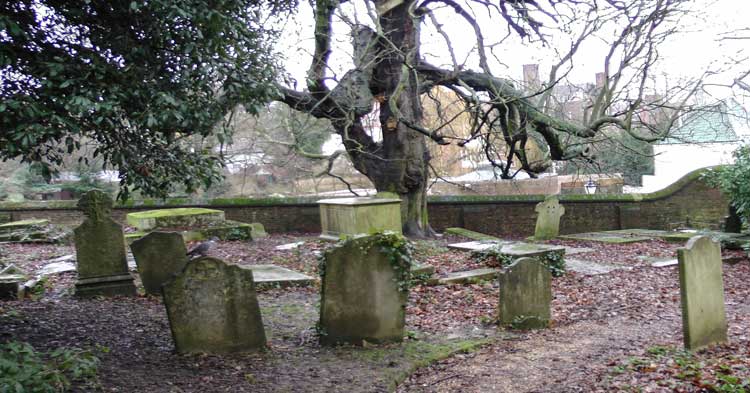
[398,315,682,392]
[399,262,750,392]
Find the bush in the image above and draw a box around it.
[704,145,750,224]
[0,341,99,392]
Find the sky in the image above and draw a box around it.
[277,0,750,95]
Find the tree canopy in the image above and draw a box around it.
[1,0,293,199]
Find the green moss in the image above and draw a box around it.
[126,208,222,219]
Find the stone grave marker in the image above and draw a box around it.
[73,190,136,297]
[499,257,552,329]
[678,236,728,350]
[162,257,266,354]
[534,195,565,240]
[131,232,189,295]
[319,234,409,345]
[318,197,402,240]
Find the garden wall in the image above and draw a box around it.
[0,168,730,237]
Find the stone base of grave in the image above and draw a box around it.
[75,274,136,298]
[0,274,26,300]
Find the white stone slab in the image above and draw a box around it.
[565,259,625,275]
[447,240,505,252]
[437,268,500,285]
[275,241,305,251]
[37,262,76,276]
[652,258,679,268]
[562,247,595,255]
[248,265,315,288]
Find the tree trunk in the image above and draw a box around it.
[349,1,435,238]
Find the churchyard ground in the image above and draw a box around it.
[1,232,750,392]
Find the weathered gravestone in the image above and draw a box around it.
[74,190,136,297]
[319,234,409,345]
[318,197,402,240]
[678,236,728,350]
[534,195,565,240]
[162,257,266,353]
[131,232,188,295]
[499,257,552,329]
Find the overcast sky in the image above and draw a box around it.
[278,0,750,98]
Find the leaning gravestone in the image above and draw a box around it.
[498,257,552,329]
[678,236,728,350]
[131,232,188,295]
[162,257,266,354]
[534,195,565,240]
[319,234,409,345]
[74,190,136,297]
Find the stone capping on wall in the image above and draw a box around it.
[0,167,720,211]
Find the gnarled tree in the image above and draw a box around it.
[278,0,704,237]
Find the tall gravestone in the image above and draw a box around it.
[131,232,188,295]
[498,257,552,329]
[678,236,728,350]
[534,195,565,240]
[74,190,136,297]
[162,257,266,354]
[319,235,409,345]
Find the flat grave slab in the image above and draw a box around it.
[558,231,652,244]
[275,241,305,251]
[443,228,500,241]
[0,219,49,234]
[447,240,508,252]
[437,268,500,285]
[248,265,315,288]
[565,259,626,275]
[494,242,567,258]
[562,246,595,255]
[411,263,435,276]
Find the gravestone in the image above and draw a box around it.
[162,257,266,354]
[318,197,402,240]
[534,195,565,240]
[131,232,189,295]
[319,235,409,345]
[678,236,728,350]
[73,190,136,297]
[498,257,552,329]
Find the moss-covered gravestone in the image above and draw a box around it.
[74,190,136,297]
[499,257,552,329]
[162,257,266,354]
[131,232,188,295]
[534,195,565,240]
[678,236,728,350]
[319,233,410,345]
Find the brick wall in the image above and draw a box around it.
[0,169,730,237]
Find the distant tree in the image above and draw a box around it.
[560,131,655,186]
[0,0,292,199]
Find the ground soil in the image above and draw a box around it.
[1,233,748,392]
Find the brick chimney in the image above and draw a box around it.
[523,64,540,90]
[595,72,607,89]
